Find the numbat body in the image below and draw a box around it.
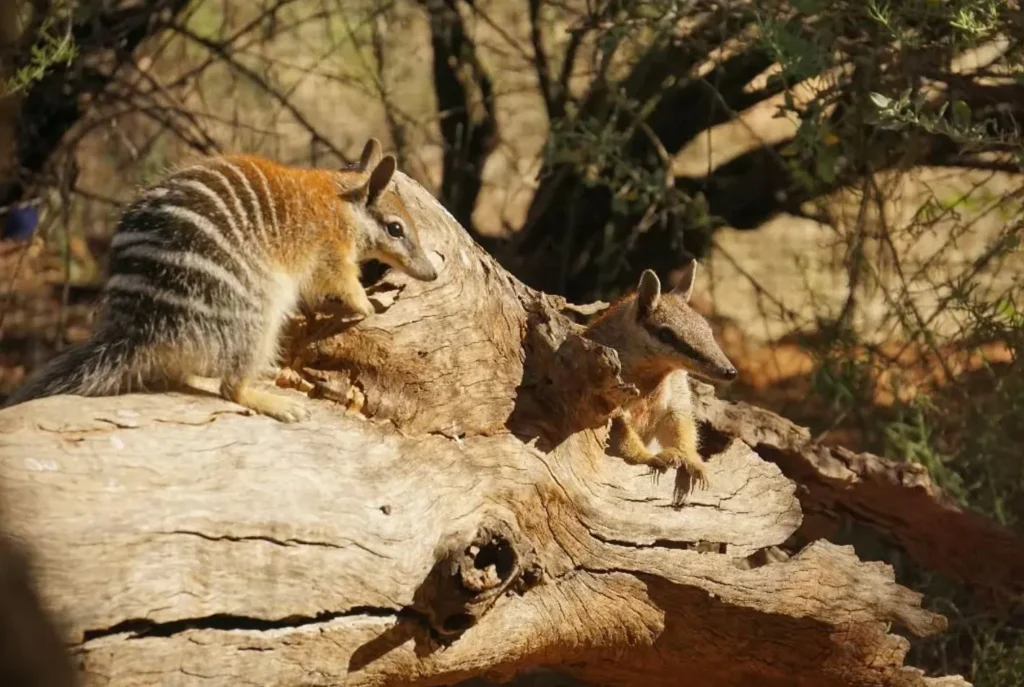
[585,260,737,506]
[5,139,437,422]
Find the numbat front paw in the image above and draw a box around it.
[646,447,709,505]
[351,293,376,318]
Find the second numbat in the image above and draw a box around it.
[585,260,738,506]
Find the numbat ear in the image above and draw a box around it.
[674,259,698,303]
[366,155,397,206]
[636,269,662,319]
[357,138,383,172]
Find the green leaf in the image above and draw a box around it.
[952,100,972,128]
[995,297,1016,321]
[869,92,892,109]
[815,150,837,184]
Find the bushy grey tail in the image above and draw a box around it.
[3,339,136,408]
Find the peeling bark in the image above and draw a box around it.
[695,387,1024,600]
[0,173,980,686]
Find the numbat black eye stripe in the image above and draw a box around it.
[643,323,708,364]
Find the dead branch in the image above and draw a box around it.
[694,386,1024,600]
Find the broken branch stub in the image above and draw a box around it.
[0,171,972,686]
[412,521,543,639]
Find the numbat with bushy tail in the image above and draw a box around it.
[585,260,737,506]
[5,138,438,421]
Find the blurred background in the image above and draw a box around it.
[0,1,1021,683]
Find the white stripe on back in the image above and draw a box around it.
[105,274,240,321]
[139,187,171,201]
[186,166,250,246]
[280,176,292,231]
[248,162,280,238]
[154,204,259,283]
[116,244,251,299]
[222,161,267,245]
[171,177,244,246]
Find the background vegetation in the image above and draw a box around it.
[1,0,1022,684]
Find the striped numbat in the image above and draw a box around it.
[584,261,737,505]
[4,138,438,422]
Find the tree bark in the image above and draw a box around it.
[0,173,991,687]
[694,388,1024,603]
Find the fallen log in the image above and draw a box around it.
[0,172,980,686]
[694,386,1024,600]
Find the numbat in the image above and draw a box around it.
[585,260,737,506]
[5,139,438,422]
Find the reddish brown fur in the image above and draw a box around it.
[219,155,357,274]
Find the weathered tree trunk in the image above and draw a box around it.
[0,172,1007,687]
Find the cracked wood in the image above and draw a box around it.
[0,171,978,687]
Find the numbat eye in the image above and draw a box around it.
[656,328,676,345]
[386,221,405,238]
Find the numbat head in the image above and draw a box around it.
[4,138,437,422]
[341,140,436,282]
[632,261,736,383]
[588,260,737,385]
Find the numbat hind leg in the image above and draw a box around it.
[221,377,310,423]
[216,301,310,422]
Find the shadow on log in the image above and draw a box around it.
[0,529,77,687]
[0,171,1009,686]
